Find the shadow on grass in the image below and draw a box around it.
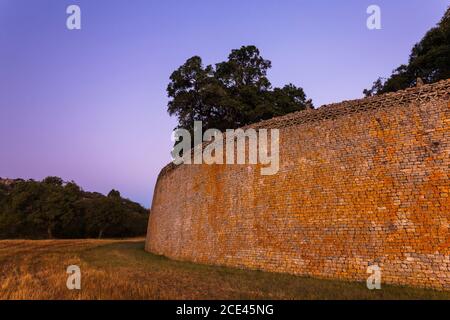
[80,240,450,300]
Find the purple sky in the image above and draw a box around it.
[0,0,448,207]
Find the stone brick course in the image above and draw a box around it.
[146,79,450,290]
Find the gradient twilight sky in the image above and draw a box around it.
[0,0,448,207]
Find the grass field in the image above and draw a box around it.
[0,239,449,300]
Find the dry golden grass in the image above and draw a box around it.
[0,239,449,300]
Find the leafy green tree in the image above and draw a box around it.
[84,198,119,238]
[0,177,149,239]
[167,56,220,132]
[167,45,312,134]
[43,176,64,186]
[215,45,272,91]
[108,189,121,199]
[56,181,84,238]
[27,178,77,238]
[270,84,312,116]
[363,77,387,97]
[364,7,450,96]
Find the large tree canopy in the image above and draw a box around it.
[364,7,450,96]
[167,45,312,133]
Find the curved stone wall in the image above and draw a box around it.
[146,80,450,290]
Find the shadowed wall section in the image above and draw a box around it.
[146,80,450,290]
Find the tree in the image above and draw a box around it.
[270,84,312,117]
[108,189,121,199]
[167,56,221,133]
[28,179,76,238]
[0,177,149,239]
[363,77,385,97]
[84,198,121,239]
[43,176,64,186]
[364,7,450,96]
[167,45,312,134]
[215,45,272,91]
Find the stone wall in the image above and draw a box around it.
[146,79,450,290]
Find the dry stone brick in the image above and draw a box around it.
[146,79,450,290]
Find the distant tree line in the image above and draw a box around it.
[0,177,149,239]
[364,7,450,96]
